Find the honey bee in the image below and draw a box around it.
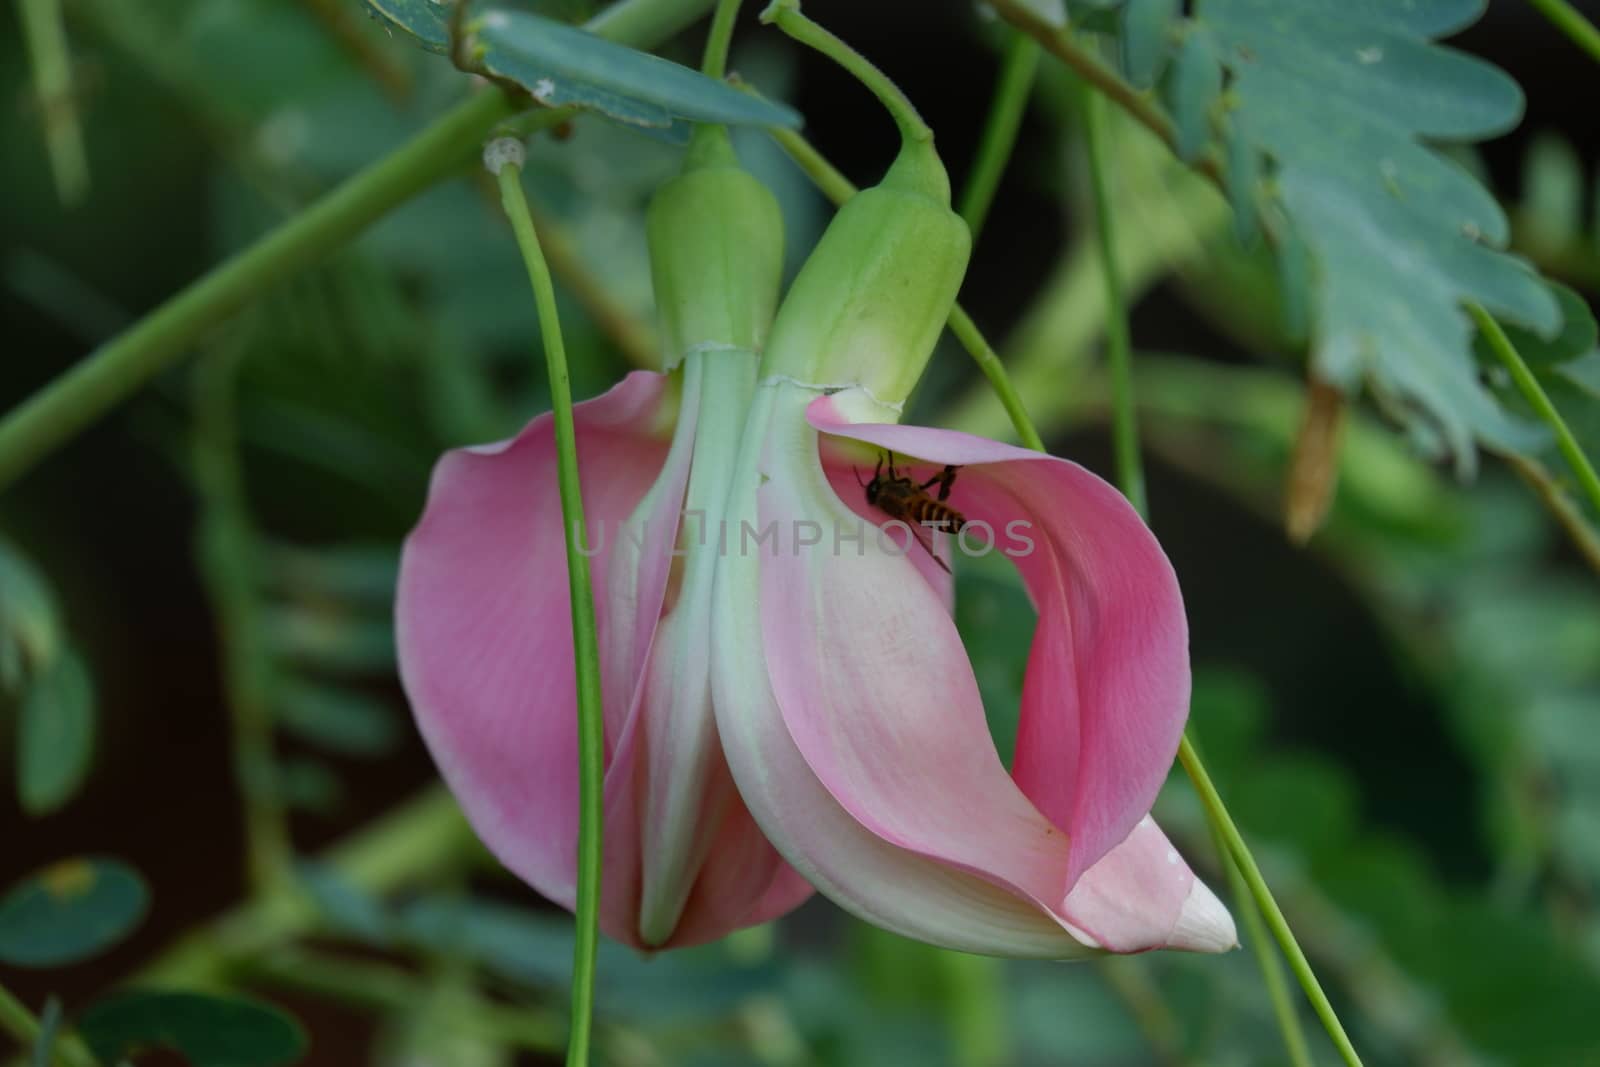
[856,451,965,573]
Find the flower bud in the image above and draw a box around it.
[647,125,785,366]
[760,137,971,408]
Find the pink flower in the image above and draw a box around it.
[709,380,1237,957]
[397,353,811,950]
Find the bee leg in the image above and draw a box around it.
[917,464,960,502]
[909,525,951,574]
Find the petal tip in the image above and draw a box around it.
[1167,877,1238,953]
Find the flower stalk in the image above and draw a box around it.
[489,140,605,1067]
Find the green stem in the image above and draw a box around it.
[1213,823,1314,1067]
[0,89,506,492]
[986,0,1220,184]
[493,152,605,1067]
[0,0,719,494]
[1083,91,1146,517]
[760,0,931,143]
[1179,740,1363,1067]
[1500,450,1600,576]
[1470,302,1600,521]
[242,949,566,1051]
[1525,0,1600,63]
[0,986,96,1067]
[192,347,294,895]
[139,786,478,987]
[16,0,89,204]
[949,308,1046,452]
[701,0,743,78]
[958,33,1039,241]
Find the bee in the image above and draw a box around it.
[855,451,965,573]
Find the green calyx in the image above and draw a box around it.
[647,124,785,368]
[758,136,970,410]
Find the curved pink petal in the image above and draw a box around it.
[712,383,1092,956]
[397,372,673,935]
[807,391,1190,887]
[1064,815,1235,953]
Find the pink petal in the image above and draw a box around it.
[1064,816,1237,953]
[397,372,672,934]
[807,392,1190,887]
[712,384,1090,956]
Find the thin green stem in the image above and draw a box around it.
[1179,739,1363,1067]
[760,0,930,142]
[139,786,478,987]
[763,123,1049,450]
[0,89,508,492]
[1083,91,1146,517]
[949,308,1046,452]
[1525,0,1600,63]
[493,153,605,1067]
[242,949,566,1051]
[0,0,718,494]
[16,0,89,204]
[1213,825,1315,1067]
[1500,450,1600,576]
[701,0,742,78]
[193,347,294,895]
[0,986,96,1067]
[986,0,1220,185]
[959,33,1039,241]
[1470,302,1600,521]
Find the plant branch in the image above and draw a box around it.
[192,346,294,895]
[491,145,606,1067]
[16,0,89,205]
[701,0,743,79]
[242,949,566,1051]
[0,986,96,1067]
[1499,450,1600,575]
[1213,826,1314,1067]
[523,202,659,370]
[760,0,930,143]
[959,32,1039,241]
[138,786,479,986]
[1082,90,1146,516]
[987,0,1221,185]
[1469,303,1600,525]
[1525,0,1600,63]
[0,0,720,494]
[1178,740,1363,1067]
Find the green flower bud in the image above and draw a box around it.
[759,137,971,409]
[647,125,785,367]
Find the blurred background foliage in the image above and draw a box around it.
[2,0,1600,1064]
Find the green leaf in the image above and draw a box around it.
[1086,0,1561,467]
[1559,352,1600,399]
[1166,26,1220,162]
[0,858,148,967]
[1121,0,1179,88]
[79,992,306,1067]
[363,0,451,54]
[473,9,801,130]
[273,679,400,756]
[18,647,95,814]
[0,537,62,693]
[1223,118,1261,245]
